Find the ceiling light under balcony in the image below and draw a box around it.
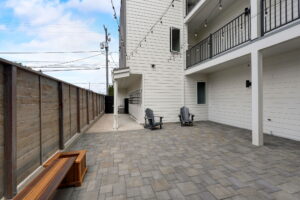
[204,20,208,28]
[219,0,223,10]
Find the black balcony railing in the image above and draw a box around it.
[261,0,300,35]
[186,9,251,68]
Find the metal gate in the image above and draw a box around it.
[105,96,114,113]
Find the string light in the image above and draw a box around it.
[204,20,208,28]
[126,0,176,59]
[125,0,287,62]
[219,0,223,10]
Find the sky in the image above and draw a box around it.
[0,0,120,94]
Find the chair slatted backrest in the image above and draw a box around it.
[180,106,190,123]
[145,108,155,125]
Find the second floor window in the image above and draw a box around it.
[170,27,180,53]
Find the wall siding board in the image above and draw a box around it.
[16,69,40,184]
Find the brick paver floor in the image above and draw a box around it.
[55,122,300,200]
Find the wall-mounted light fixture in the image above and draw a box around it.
[246,80,252,88]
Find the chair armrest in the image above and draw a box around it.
[158,116,163,123]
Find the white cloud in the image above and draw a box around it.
[0,24,7,31]
[5,0,65,26]
[3,0,119,93]
[65,0,120,15]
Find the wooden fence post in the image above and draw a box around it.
[92,93,95,119]
[4,65,17,199]
[77,88,81,132]
[58,82,64,150]
[86,91,89,124]
[38,76,43,164]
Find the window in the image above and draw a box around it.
[170,27,180,52]
[197,82,206,104]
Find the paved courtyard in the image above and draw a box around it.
[55,121,300,200]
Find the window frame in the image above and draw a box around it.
[197,82,206,105]
[170,27,181,53]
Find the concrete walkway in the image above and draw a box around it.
[86,114,143,133]
[55,122,300,200]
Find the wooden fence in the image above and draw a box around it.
[0,58,105,199]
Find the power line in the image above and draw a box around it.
[110,54,119,68]
[29,65,116,69]
[41,68,101,72]
[71,82,106,85]
[37,54,103,67]
[0,50,103,54]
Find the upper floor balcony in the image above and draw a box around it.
[186,0,300,69]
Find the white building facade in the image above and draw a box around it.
[113,0,300,145]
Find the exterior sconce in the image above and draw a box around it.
[246,80,252,88]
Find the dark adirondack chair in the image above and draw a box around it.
[144,108,163,130]
[178,106,194,126]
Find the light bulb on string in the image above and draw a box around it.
[219,0,223,10]
[204,20,208,28]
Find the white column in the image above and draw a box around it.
[113,80,118,130]
[251,50,263,146]
[251,0,261,39]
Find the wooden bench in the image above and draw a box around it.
[13,157,76,200]
[43,150,88,187]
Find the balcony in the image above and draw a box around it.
[186,9,251,68]
[262,0,300,35]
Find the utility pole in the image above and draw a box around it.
[103,25,110,95]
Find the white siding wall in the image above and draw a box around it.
[208,64,252,129]
[263,50,300,141]
[128,77,143,123]
[206,49,300,141]
[118,88,127,107]
[184,74,208,121]
[126,0,185,122]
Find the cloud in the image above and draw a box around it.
[65,0,120,14]
[0,24,7,31]
[2,0,119,93]
[5,0,65,26]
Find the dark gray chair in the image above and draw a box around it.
[178,106,194,126]
[144,108,163,130]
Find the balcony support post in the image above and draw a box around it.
[251,0,262,39]
[251,50,264,146]
[113,80,118,130]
